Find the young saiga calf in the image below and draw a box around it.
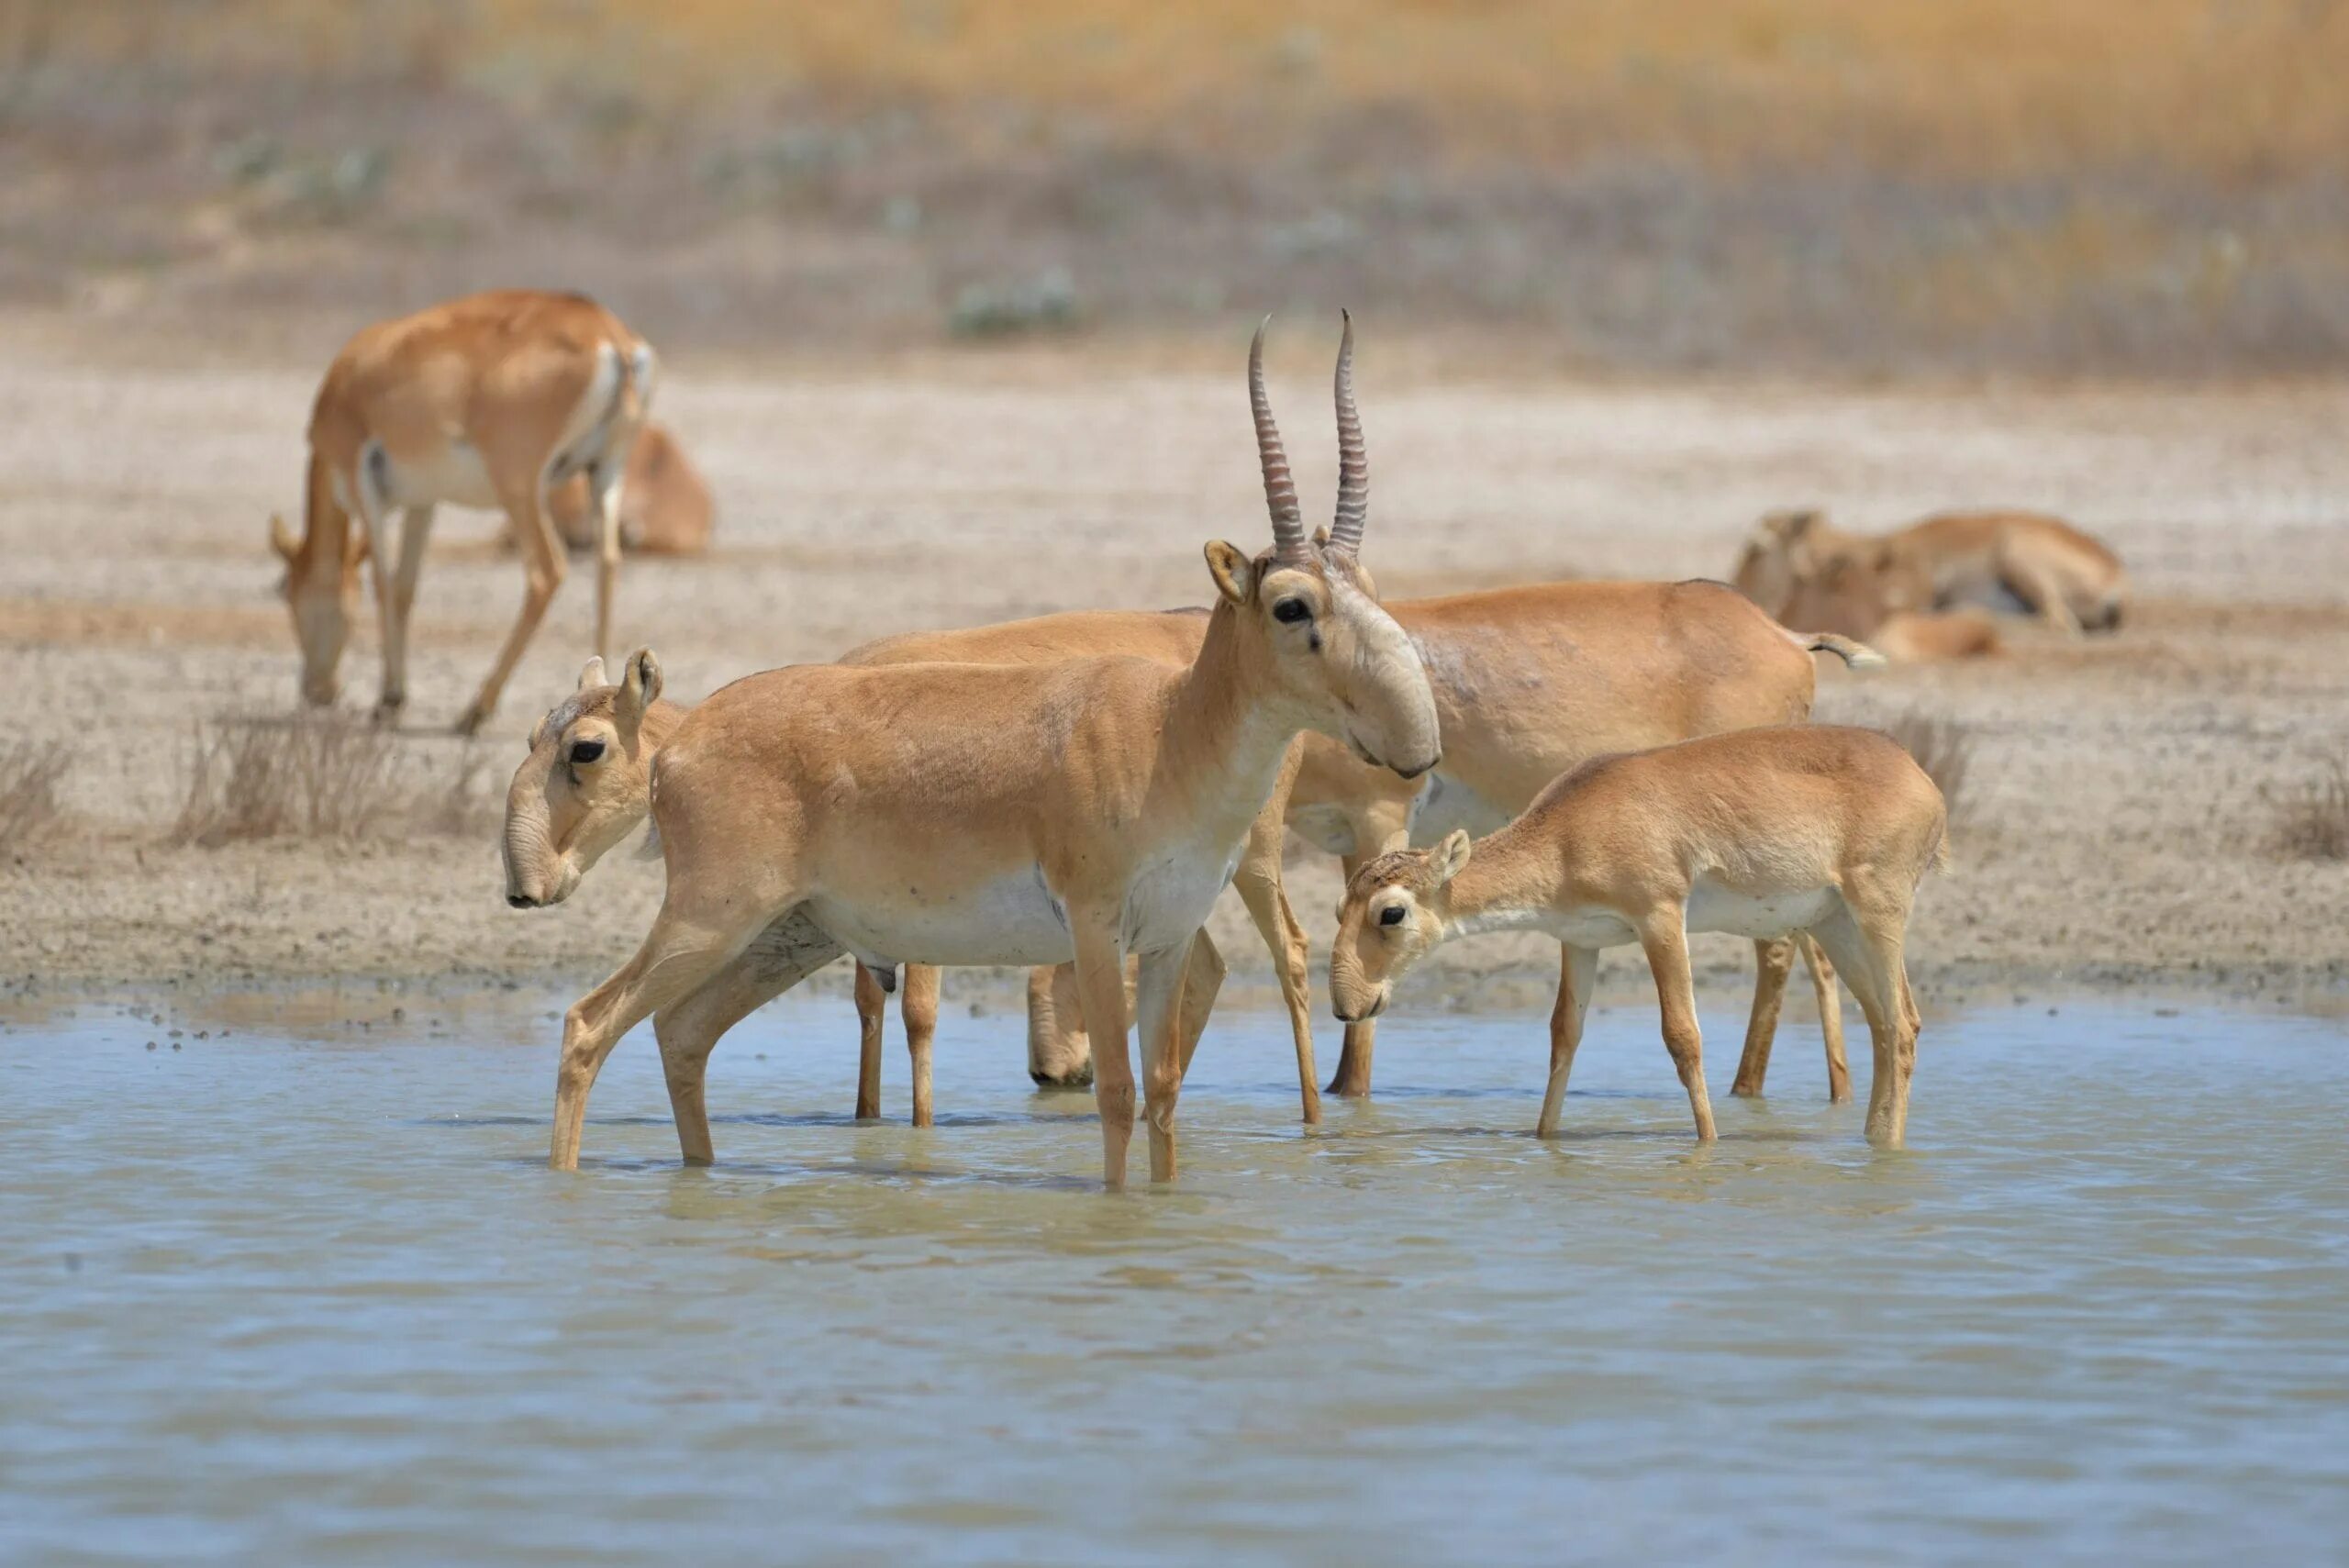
[1329,726,1948,1148]
[547,317,1441,1184]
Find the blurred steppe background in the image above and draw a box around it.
[6,0,2347,373]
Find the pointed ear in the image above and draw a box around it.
[1311,525,1331,548]
[576,655,608,693]
[615,647,662,747]
[1204,539,1254,605]
[269,513,298,562]
[1433,828,1472,884]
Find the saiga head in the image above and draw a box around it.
[502,649,676,908]
[1329,829,1473,1021]
[270,506,360,707]
[1202,315,1441,779]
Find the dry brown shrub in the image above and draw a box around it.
[1884,711,1974,825]
[0,740,72,848]
[172,716,398,846]
[2264,754,2349,862]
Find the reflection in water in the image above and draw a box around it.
[3,997,2345,1564]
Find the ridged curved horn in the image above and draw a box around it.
[1249,316,1308,560]
[1329,309,1368,554]
[269,512,298,562]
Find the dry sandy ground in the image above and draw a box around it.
[4,318,2347,1027]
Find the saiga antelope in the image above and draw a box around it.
[1330,726,1948,1149]
[1732,518,2003,661]
[1281,580,1878,1106]
[504,623,1295,1130]
[271,289,656,733]
[543,317,1441,1184]
[1737,507,2122,639]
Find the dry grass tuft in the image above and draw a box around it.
[2264,753,2349,862]
[0,741,72,848]
[172,717,503,847]
[1884,711,1974,825]
[172,716,399,846]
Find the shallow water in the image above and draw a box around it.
[3,995,2345,1566]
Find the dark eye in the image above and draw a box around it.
[1378,905,1407,927]
[568,739,607,765]
[1272,597,1311,624]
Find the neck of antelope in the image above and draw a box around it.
[300,451,357,585]
[1159,602,1297,844]
[1440,828,1564,942]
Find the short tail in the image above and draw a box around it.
[1786,627,1887,670]
[1932,821,1955,875]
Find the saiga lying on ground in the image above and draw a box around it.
[1735,506,2123,643]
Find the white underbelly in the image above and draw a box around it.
[373,440,500,512]
[1121,849,1241,953]
[1683,880,1842,940]
[806,869,1075,970]
[1543,906,1642,949]
[1410,772,1510,844]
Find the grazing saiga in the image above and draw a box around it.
[544,317,1441,1184]
[1330,726,1949,1148]
[271,289,657,732]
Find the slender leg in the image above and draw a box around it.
[852,963,886,1121]
[461,471,567,736]
[588,457,624,663]
[345,473,404,719]
[551,898,759,1170]
[1808,902,1918,1148]
[1173,929,1227,1078]
[1892,962,1920,1142]
[1639,910,1717,1141]
[385,503,435,709]
[1132,940,1195,1183]
[902,962,940,1128]
[1026,963,1094,1087]
[1537,945,1598,1137]
[653,917,836,1165]
[1799,932,1852,1103]
[1069,920,1135,1187]
[1231,830,1318,1123]
[1732,937,1795,1097]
